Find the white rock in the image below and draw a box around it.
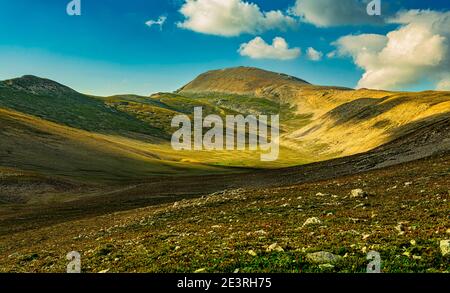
[266,243,284,252]
[303,217,322,226]
[350,189,366,198]
[440,240,450,256]
[247,250,257,257]
[306,251,343,264]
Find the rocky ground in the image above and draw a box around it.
[0,153,448,273]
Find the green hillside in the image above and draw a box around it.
[0,76,164,140]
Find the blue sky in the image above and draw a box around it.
[0,0,449,95]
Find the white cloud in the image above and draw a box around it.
[177,0,296,37]
[238,37,301,60]
[290,0,382,27]
[326,51,337,58]
[437,77,450,91]
[145,16,167,30]
[306,47,323,61]
[333,10,450,90]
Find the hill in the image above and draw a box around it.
[1,69,450,182]
[0,67,449,273]
[177,67,450,159]
[0,76,165,140]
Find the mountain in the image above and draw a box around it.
[2,75,79,97]
[1,68,449,273]
[0,75,165,139]
[1,68,449,183]
[177,67,450,158]
[177,66,310,96]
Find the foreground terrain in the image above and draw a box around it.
[0,152,448,272]
[0,67,449,273]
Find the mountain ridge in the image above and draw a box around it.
[1,67,449,181]
[2,75,79,97]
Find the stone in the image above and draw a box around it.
[350,189,367,198]
[247,250,257,257]
[440,240,450,256]
[303,217,322,226]
[266,243,284,252]
[306,251,343,264]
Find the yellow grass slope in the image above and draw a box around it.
[178,67,450,159]
[286,90,450,157]
[0,108,230,183]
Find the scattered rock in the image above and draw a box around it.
[255,230,267,235]
[247,250,257,257]
[395,222,408,235]
[266,243,284,252]
[303,217,322,226]
[350,189,367,198]
[440,240,450,256]
[8,252,19,258]
[404,182,413,187]
[306,251,343,264]
[353,203,365,209]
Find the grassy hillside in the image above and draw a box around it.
[1,152,448,272]
[0,108,232,183]
[177,67,450,159]
[286,91,450,157]
[1,69,450,184]
[0,76,164,140]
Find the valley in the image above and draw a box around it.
[0,67,449,272]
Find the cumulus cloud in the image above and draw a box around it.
[437,77,450,91]
[290,0,382,27]
[333,10,450,90]
[326,51,336,58]
[145,16,167,30]
[238,37,301,60]
[177,0,296,37]
[306,47,323,61]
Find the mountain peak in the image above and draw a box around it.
[177,67,310,97]
[2,75,78,96]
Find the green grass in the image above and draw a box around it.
[0,87,163,139]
